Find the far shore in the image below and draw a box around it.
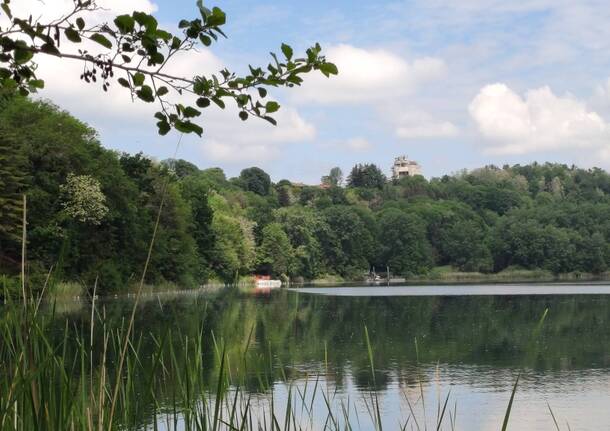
[36,268,610,301]
[309,268,610,286]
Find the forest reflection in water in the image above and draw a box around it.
[50,284,610,430]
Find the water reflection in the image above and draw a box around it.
[51,285,610,430]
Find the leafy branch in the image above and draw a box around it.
[0,0,338,136]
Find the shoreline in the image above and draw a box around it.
[33,269,610,302]
[308,269,610,286]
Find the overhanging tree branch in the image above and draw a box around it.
[0,0,338,136]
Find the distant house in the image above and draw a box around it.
[392,156,422,179]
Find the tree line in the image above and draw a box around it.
[1,96,609,294]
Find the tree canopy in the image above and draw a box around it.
[347,164,386,190]
[1,98,609,293]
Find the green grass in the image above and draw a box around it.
[409,266,610,283]
[310,274,346,285]
[49,281,85,297]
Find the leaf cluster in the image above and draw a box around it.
[0,0,338,135]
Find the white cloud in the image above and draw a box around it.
[12,0,161,126]
[200,106,316,163]
[345,137,372,151]
[37,48,225,126]
[293,44,446,104]
[592,77,610,113]
[203,141,275,163]
[469,83,610,155]
[395,111,459,139]
[6,0,157,23]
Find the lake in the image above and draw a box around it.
[51,283,610,430]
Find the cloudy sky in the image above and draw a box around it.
[24,0,610,182]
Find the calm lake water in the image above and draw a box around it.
[53,283,610,430]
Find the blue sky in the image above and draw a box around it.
[31,0,610,182]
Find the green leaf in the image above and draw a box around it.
[281,43,293,61]
[1,3,13,19]
[132,72,145,86]
[236,94,249,107]
[188,122,203,136]
[239,111,248,121]
[28,79,44,89]
[265,101,280,113]
[183,106,201,118]
[156,86,169,96]
[196,0,211,20]
[319,62,339,77]
[64,28,82,43]
[13,48,33,65]
[117,77,130,88]
[155,30,172,42]
[1,78,18,90]
[257,88,267,98]
[157,120,171,135]
[40,43,60,56]
[114,15,135,34]
[136,85,155,102]
[193,80,205,95]
[150,52,165,64]
[196,97,210,108]
[133,12,157,32]
[211,97,225,109]
[90,33,112,49]
[263,116,277,126]
[175,120,203,136]
[170,37,181,50]
[76,17,85,30]
[206,7,226,26]
[199,34,212,46]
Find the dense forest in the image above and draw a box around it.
[1,96,609,294]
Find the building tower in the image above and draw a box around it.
[392,156,422,179]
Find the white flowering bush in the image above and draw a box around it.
[60,174,109,225]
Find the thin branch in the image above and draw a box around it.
[32,48,196,84]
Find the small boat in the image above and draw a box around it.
[255,275,282,289]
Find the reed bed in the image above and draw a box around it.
[2,286,551,431]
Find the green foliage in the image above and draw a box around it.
[439,219,493,272]
[0,2,337,135]
[347,163,386,190]
[275,206,325,280]
[239,167,272,196]
[179,173,216,280]
[377,208,433,276]
[1,98,609,287]
[0,122,27,270]
[209,193,255,283]
[256,223,295,276]
[321,206,375,277]
[0,98,201,292]
[163,158,200,179]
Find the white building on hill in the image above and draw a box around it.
[392,156,422,179]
